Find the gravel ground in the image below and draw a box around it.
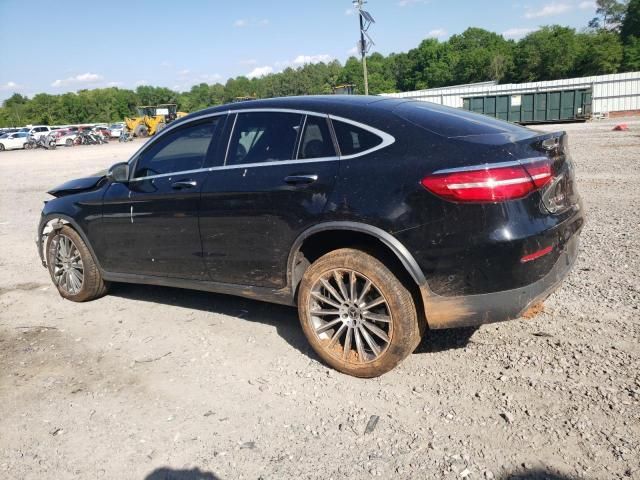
[0,118,639,480]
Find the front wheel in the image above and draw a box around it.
[46,225,109,302]
[0,143,5,151]
[298,248,422,377]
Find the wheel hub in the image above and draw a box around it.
[309,269,392,364]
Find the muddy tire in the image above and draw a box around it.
[46,225,109,302]
[298,248,422,377]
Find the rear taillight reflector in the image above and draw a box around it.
[520,245,553,263]
[421,159,552,203]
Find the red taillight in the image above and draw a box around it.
[421,159,553,203]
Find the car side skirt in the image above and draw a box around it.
[101,271,295,307]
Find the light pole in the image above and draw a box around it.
[353,0,375,95]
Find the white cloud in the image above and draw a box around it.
[347,46,359,55]
[134,80,148,86]
[106,81,123,87]
[246,66,274,79]
[292,54,333,65]
[345,8,355,15]
[245,53,333,79]
[239,59,258,65]
[0,81,22,91]
[524,2,571,19]
[198,73,222,82]
[178,69,191,76]
[502,27,537,38]
[51,72,103,88]
[160,60,172,68]
[579,0,595,9]
[427,28,447,39]
[234,18,269,27]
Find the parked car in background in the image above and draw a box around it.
[19,126,52,139]
[52,129,78,147]
[37,96,584,377]
[0,131,30,151]
[92,126,111,139]
[108,123,124,138]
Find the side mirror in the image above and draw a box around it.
[107,162,130,183]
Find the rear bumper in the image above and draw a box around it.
[420,233,579,329]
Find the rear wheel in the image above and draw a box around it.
[298,248,422,377]
[65,138,73,146]
[0,143,4,151]
[24,142,32,150]
[134,125,149,138]
[46,225,109,302]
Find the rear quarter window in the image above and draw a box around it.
[331,120,383,156]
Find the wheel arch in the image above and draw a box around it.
[37,213,101,270]
[287,222,427,295]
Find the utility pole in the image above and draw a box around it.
[353,0,375,96]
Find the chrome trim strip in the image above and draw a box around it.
[128,156,341,182]
[223,113,238,166]
[432,156,548,175]
[432,157,549,175]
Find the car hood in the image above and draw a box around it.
[48,170,107,197]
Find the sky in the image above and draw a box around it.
[0,0,599,101]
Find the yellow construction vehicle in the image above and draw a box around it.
[124,104,188,137]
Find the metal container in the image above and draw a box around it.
[462,89,592,124]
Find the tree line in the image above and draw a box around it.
[1,0,638,127]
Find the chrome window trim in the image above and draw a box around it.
[432,156,549,175]
[128,156,341,182]
[125,106,396,181]
[327,114,396,160]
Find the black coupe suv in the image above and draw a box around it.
[37,96,583,377]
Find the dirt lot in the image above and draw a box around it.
[0,118,639,480]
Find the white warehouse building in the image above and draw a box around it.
[381,71,640,121]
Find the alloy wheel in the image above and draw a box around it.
[52,234,84,295]
[308,269,392,364]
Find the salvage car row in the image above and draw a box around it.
[0,123,125,151]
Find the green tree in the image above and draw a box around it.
[448,28,515,84]
[622,35,640,69]
[514,26,581,81]
[589,0,629,30]
[576,31,624,75]
[621,0,640,40]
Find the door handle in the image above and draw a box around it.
[284,174,318,185]
[171,180,197,190]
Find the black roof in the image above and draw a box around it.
[182,95,411,123]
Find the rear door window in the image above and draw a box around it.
[298,115,336,159]
[331,120,383,156]
[227,112,303,166]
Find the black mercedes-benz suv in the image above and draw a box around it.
[37,95,584,377]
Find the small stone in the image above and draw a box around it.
[460,468,471,478]
[484,470,495,479]
[500,412,514,424]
